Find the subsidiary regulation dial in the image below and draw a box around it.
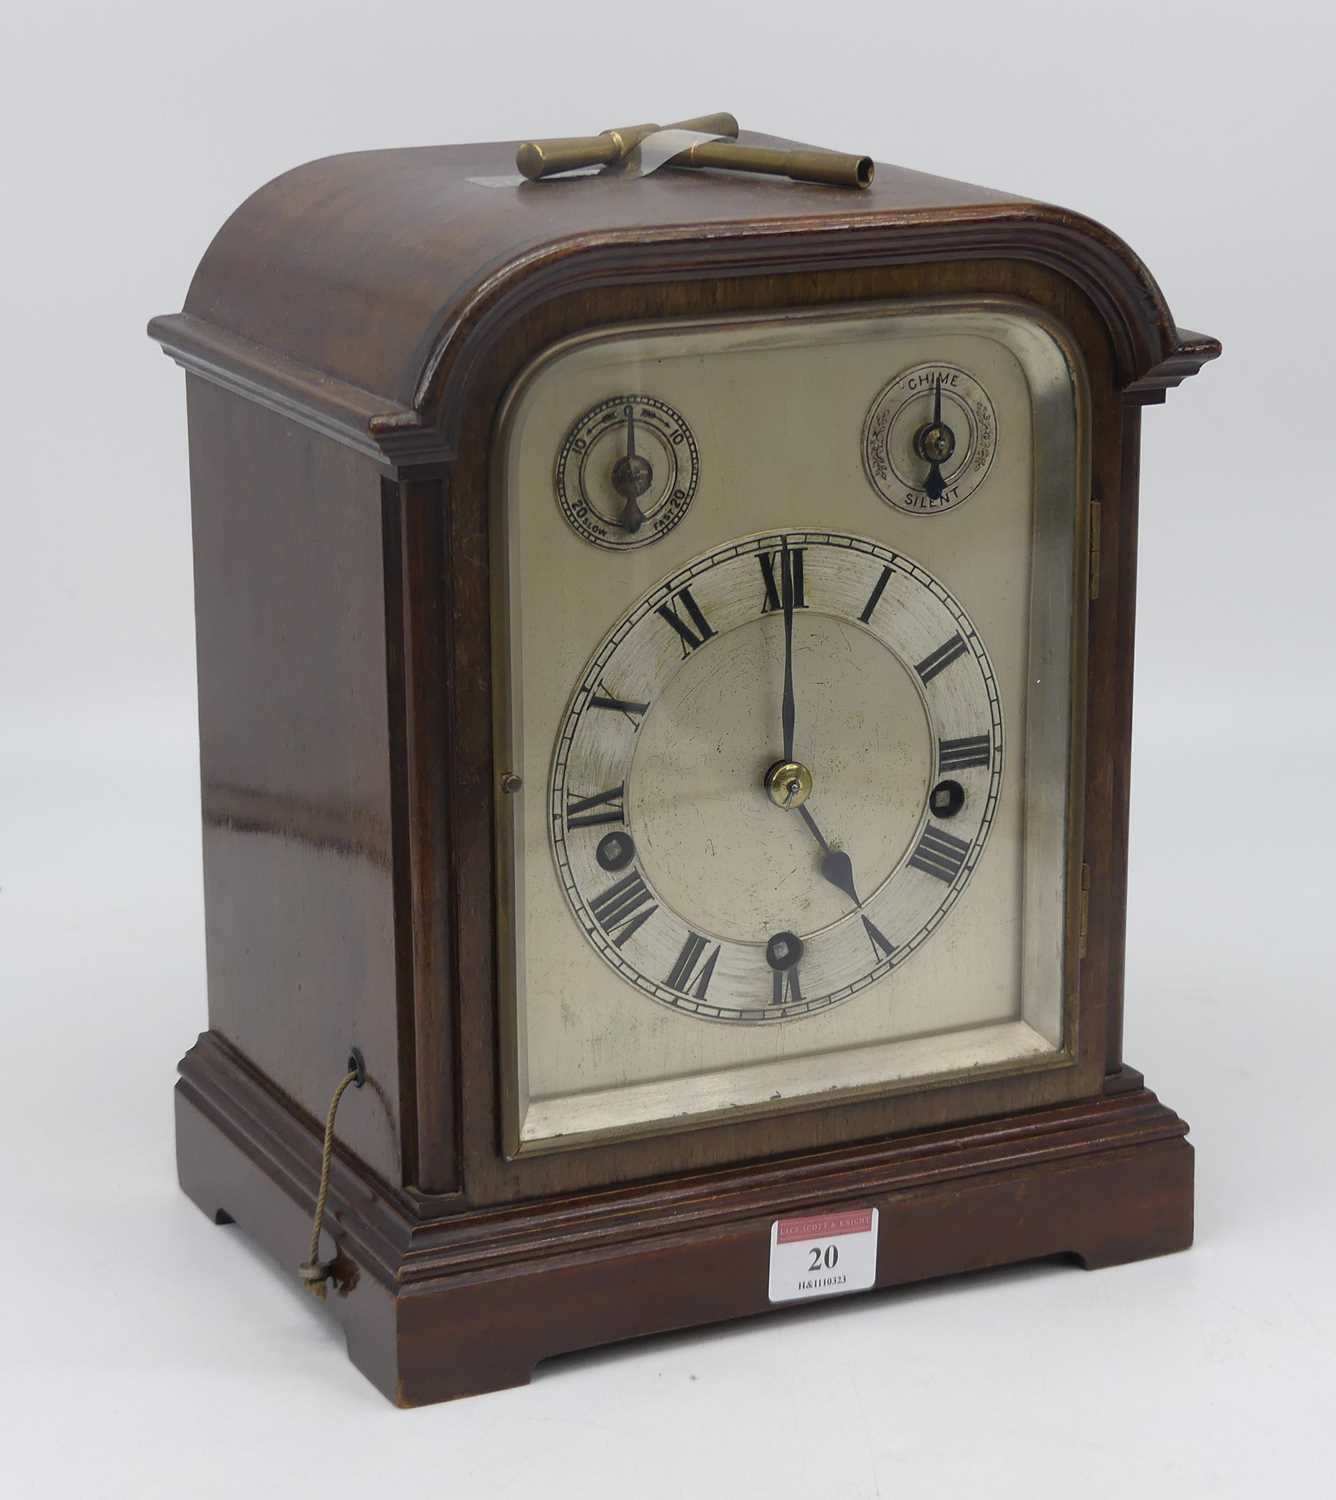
[862,363,997,515]
[556,395,700,549]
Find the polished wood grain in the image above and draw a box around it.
[178,1030,1192,1406]
[186,378,409,1182]
[149,131,1218,469]
[152,130,1218,1404]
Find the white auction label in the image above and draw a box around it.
[768,1207,879,1304]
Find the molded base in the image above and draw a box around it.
[176,1033,1192,1407]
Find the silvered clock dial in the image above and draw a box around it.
[497,301,1085,1151]
[550,532,1002,1022]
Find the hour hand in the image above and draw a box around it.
[798,803,861,906]
[820,846,860,906]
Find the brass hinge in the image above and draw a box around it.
[1078,863,1091,958]
[1088,499,1102,602]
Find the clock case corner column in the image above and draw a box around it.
[381,459,471,1199]
[1087,394,1144,1090]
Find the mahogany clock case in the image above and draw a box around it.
[149,133,1219,1405]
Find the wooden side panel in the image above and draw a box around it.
[186,378,406,1181]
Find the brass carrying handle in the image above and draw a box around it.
[516,112,740,181]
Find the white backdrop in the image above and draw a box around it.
[3,1,1333,1495]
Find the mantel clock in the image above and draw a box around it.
[150,118,1219,1406]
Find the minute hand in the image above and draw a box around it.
[780,536,797,762]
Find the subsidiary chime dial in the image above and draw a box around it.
[863,363,997,514]
[556,395,700,548]
[550,532,1004,1023]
